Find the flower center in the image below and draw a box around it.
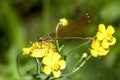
[52,63,60,71]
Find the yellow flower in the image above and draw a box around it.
[60,18,68,26]
[90,24,116,57]
[90,39,109,57]
[22,41,56,58]
[42,52,66,78]
[90,46,109,57]
[96,24,116,43]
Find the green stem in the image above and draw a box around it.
[55,23,61,52]
[35,58,40,76]
[73,55,91,73]
[16,53,22,78]
[72,55,84,70]
[62,55,92,78]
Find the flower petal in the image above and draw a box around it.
[22,47,32,55]
[98,47,109,56]
[96,32,105,41]
[52,70,61,78]
[51,52,61,62]
[107,25,115,34]
[91,39,100,49]
[32,42,39,48]
[109,37,116,45]
[98,24,106,33]
[42,56,54,66]
[58,60,66,69]
[102,39,109,49]
[43,66,51,75]
[90,49,98,57]
[31,49,41,57]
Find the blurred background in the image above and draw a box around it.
[0,0,120,80]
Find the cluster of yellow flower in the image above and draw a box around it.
[22,40,66,78]
[22,18,68,78]
[22,41,56,57]
[90,24,116,57]
[22,17,116,79]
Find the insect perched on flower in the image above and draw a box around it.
[20,14,116,80]
[21,14,93,79]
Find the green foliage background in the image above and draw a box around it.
[0,0,120,80]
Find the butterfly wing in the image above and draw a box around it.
[49,14,93,38]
